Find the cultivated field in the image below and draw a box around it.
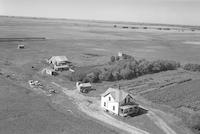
[0,16,200,134]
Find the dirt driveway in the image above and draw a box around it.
[52,82,178,134]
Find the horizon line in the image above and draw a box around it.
[0,15,200,28]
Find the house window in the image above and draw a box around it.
[109,97,111,101]
[113,106,115,111]
[104,102,106,107]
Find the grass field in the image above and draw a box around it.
[0,76,125,134]
[1,16,200,134]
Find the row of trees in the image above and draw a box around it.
[69,55,180,83]
[183,63,200,72]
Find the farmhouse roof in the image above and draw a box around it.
[51,56,69,62]
[101,88,130,102]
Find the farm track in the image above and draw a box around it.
[52,82,178,134]
[147,111,176,134]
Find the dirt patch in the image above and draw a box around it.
[83,53,102,57]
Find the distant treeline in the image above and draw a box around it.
[68,54,181,83]
[114,24,198,32]
[0,37,46,42]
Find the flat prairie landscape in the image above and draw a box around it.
[0,16,200,134]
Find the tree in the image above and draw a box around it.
[112,71,122,80]
[138,60,150,75]
[151,61,162,73]
[110,56,116,62]
[100,71,114,81]
[115,56,120,61]
[86,72,99,83]
[120,68,134,80]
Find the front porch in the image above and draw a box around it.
[119,104,139,117]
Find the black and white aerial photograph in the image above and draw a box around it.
[0,0,200,134]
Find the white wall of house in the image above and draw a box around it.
[76,82,81,91]
[101,94,119,115]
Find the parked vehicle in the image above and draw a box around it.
[76,82,92,93]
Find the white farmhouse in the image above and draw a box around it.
[48,56,71,71]
[101,88,139,116]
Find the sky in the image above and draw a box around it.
[0,0,200,25]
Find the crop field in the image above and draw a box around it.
[142,79,200,111]
[1,16,200,134]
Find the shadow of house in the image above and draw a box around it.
[128,107,148,117]
[86,87,96,93]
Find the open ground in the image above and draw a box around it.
[0,16,200,134]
